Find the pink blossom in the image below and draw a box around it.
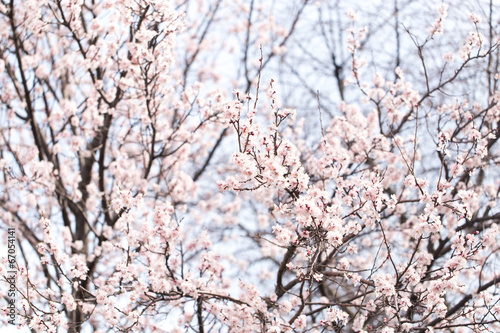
[293,315,307,329]
[443,52,455,62]
[469,12,482,24]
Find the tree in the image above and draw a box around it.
[0,0,499,332]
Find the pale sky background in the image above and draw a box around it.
[1,324,29,332]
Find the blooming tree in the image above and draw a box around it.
[0,0,499,332]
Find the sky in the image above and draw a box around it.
[1,324,29,332]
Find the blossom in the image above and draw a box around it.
[437,3,449,16]
[95,289,108,305]
[373,273,396,297]
[1,1,499,332]
[469,12,482,24]
[293,315,307,329]
[272,225,296,245]
[313,273,324,281]
[61,293,77,311]
[353,314,366,332]
[346,8,358,21]
[443,52,455,62]
[429,4,448,36]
